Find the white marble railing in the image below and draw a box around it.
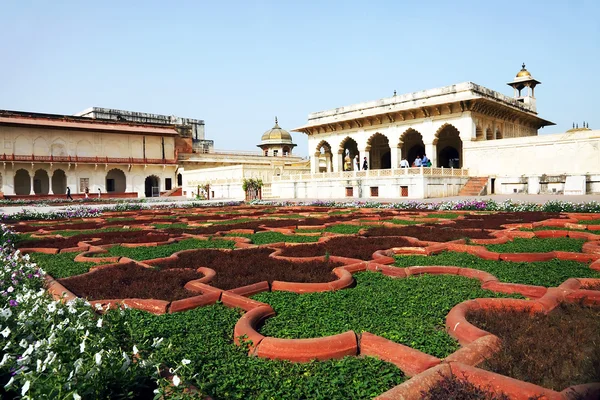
[271,167,468,182]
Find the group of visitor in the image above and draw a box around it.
[399,154,432,168]
[65,186,102,200]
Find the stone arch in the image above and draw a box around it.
[486,127,494,140]
[50,141,67,157]
[145,175,160,197]
[399,128,425,166]
[282,146,290,156]
[177,173,183,186]
[51,169,67,194]
[314,140,333,173]
[339,137,359,171]
[496,129,503,139]
[435,124,462,168]
[14,136,31,155]
[76,140,94,157]
[14,169,31,195]
[106,168,126,193]
[33,137,49,157]
[366,133,391,170]
[33,169,50,195]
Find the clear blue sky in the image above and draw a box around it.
[1,0,598,156]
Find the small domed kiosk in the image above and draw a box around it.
[257,117,296,157]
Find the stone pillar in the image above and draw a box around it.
[48,170,54,195]
[390,146,400,169]
[325,152,333,172]
[425,143,436,167]
[332,152,342,172]
[311,153,319,173]
[29,172,35,195]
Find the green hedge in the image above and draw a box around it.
[394,252,600,287]
[253,273,520,358]
[485,237,585,253]
[30,252,101,278]
[128,304,405,399]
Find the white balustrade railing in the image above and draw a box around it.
[271,167,468,182]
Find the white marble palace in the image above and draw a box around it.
[263,64,599,199]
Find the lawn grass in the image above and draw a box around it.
[253,273,521,358]
[224,232,320,245]
[128,304,406,399]
[324,224,367,234]
[106,238,235,260]
[423,213,460,219]
[387,219,423,225]
[393,252,600,287]
[485,237,585,253]
[30,252,102,278]
[152,223,190,230]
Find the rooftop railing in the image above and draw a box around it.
[0,154,178,165]
[271,167,468,181]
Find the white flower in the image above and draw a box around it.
[94,352,102,366]
[0,308,12,319]
[47,302,56,313]
[96,318,103,328]
[79,339,86,353]
[172,375,180,387]
[0,354,10,367]
[182,359,191,365]
[132,345,138,355]
[4,376,14,388]
[7,286,13,293]
[21,380,30,396]
[19,339,27,348]
[73,393,81,400]
[0,327,10,338]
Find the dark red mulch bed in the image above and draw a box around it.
[443,212,564,230]
[16,230,173,249]
[58,262,202,301]
[582,282,600,291]
[279,236,422,260]
[362,225,495,241]
[466,303,600,391]
[152,247,341,290]
[420,373,510,400]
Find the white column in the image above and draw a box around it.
[311,154,319,173]
[334,152,343,172]
[29,172,35,195]
[325,153,332,172]
[362,149,370,170]
[390,146,399,169]
[48,170,54,195]
[425,143,436,167]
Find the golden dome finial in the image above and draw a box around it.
[516,63,532,78]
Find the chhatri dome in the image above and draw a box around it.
[257,117,296,156]
[516,63,532,78]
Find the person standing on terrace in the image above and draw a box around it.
[66,186,73,201]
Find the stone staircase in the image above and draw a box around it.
[160,187,183,197]
[458,177,488,196]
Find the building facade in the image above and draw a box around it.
[0,110,179,198]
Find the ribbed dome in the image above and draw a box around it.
[516,63,532,78]
[260,118,294,143]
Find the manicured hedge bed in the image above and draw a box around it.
[362,225,495,241]
[16,230,171,249]
[225,231,321,245]
[253,273,521,358]
[279,236,422,260]
[127,304,406,399]
[105,238,235,260]
[59,262,203,301]
[30,252,102,278]
[466,303,600,390]
[393,252,600,287]
[447,212,564,230]
[485,237,586,253]
[154,248,342,290]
